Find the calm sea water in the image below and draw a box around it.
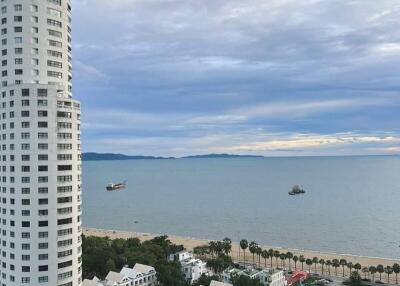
[82,156,400,259]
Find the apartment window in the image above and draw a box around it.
[38,165,48,171]
[47,71,62,78]
[38,155,48,161]
[38,243,48,249]
[39,265,48,272]
[38,198,48,205]
[38,221,48,227]
[47,18,62,28]
[57,218,72,226]
[38,254,48,261]
[38,122,48,128]
[15,58,23,64]
[38,89,47,97]
[14,27,22,33]
[22,266,30,272]
[14,36,22,43]
[14,5,22,12]
[15,48,23,54]
[14,16,22,22]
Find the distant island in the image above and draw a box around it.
[82,152,263,161]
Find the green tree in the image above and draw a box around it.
[354,263,361,274]
[332,259,340,276]
[306,258,313,272]
[256,247,262,267]
[385,266,393,283]
[293,256,299,271]
[299,255,306,271]
[240,239,248,266]
[222,237,232,255]
[347,262,353,277]
[192,274,220,286]
[369,266,377,281]
[261,250,269,267]
[231,275,263,286]
[249,241,258,266]
[106,258,117,272]
[319,259,325,275]
[286,252,294,270]
[268,249,274,267]
[340,259,347,277]
[377,264,384,281]
[393,263,400,284]
[312,257,318,273]
[274,250,280,267]
[350,271,362,286]
[362,267,369,280]
[280,253,286,268]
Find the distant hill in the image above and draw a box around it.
[82,152,174,161]
[182,153,264,159]
[82,152,263,161]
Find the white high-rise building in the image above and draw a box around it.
[0,0,82,286]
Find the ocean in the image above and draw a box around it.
[82,156,400,259]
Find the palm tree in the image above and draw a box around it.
[393,263,400,284]
[347,262,353,277]
[306,258,313,272]
[268,249,274,267]
[319,259,325,275]
[240,239,248,266]
[222,237,232,255]
[340,259,347,277]
[286,252,294,270]
[332,259,340,276]
[377,264,384,281]
[261,250,269,267]
[369,266,377,281]
[293,256,299,271]
[256,247,262,267]
[326,260,332,276]
[300,255,306,271]
[354,263,361,274]
[385,266,393,283]
[362,267,369,280]
[249,241,258,266]
[274,250,280,267]
[312,257,318,273]
[209,241,217,257]
[280,253,286,268]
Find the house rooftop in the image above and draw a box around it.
[133,263,155,274]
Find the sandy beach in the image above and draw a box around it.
[83,227,399,282]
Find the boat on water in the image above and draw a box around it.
[106,181,127,191]
[288,185,305,195]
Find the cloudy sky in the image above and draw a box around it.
[72,0,400,156]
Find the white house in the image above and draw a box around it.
[82,263,157,286]
[222,267,286,286]
[169,251,209,284]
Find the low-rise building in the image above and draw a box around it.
[169,250,209,284]
[222,267,286,286]
[82,263,157,286]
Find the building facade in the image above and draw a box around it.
[0,0,82,286]
[222,267,286,286]
[169,251,209,284]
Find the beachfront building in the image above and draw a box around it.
[169,250,209,284]
[82,263,157,286]
[222,267,286,286]
[0,0,82,286]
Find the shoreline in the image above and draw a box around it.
[83,227,400,269]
